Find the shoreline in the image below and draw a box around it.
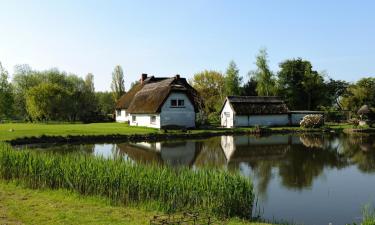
[8,127,335,146]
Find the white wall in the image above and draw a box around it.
[160,92,196,128]
[248,114,289,126]
[116,109,130,123]
[221,101,234,128]
[129,114,161,128]
[225,114,289,127]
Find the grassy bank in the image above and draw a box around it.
[0,181,271,225]
[0,143,254,219]
[0,122,360,144]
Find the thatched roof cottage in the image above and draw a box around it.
[220,96,323,128]
[116,74,202,128]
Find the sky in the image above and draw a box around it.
[0,0,374,91]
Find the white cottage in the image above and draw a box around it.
[220,96,323,128]
[115,74,201,129]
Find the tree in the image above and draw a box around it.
[277,58,325,110]
[324,79,349,109]
[26,83,70,121]
[224,61,242,96]
[241,75,258,96]
[190,70,225,114]
[111,65,125,102]
[250,49,277,96]
[340,77,375,113]
[85,73,95,93]
[96,91,116,116]
[0,62,13,119]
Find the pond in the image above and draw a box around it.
[17,133,375,225]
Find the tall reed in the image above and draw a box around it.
[0,143,254,219]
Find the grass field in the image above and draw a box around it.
[0,122,359,142]
[0,123,159,141]
[0,181,271,225]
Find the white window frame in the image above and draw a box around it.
[170,98,185,108]
[132,115,136,122]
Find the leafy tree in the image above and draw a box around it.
[250,49,277,96]
[26,83,70,121]
[0,62,13,119]
[224,61,242,96]
[341,77,375,113]
[96,91,115,116]
[190,70,225,114]
[85,73,95,93]
[241,75,258,96]
[277,58,325,110]
[324,79,349,109]
[111,65,125,102]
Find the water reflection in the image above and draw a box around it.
[19,133,375,225]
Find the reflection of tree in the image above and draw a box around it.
[194,137,227,168]
[278,144,347,189]
[339,134,375,173]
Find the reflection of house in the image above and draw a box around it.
[220,96,323,128]
[115,74,201,128]
[220,135,300,162]
[117,141,199,167]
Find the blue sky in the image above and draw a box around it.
[0,0,374,91]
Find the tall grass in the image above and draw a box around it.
[363,204,375,225]
[0,143,254,219]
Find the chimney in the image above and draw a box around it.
[175,74,180,79]
[141,73,147,84]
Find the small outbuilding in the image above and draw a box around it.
[220,96,323,128]
[115,74,202,129]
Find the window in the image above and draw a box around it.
[116,110,121,117]
[224,112,230,117]
[132,116,136,122]
[170,99,185,108]
[150,115,156,124]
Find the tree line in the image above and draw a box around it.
[1,49,374,123]
[0,63,126,122]
[190,49,375,123]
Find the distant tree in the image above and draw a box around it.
[224,60,242,96]
[26,83,70,121]
[111,65,125,102]
[190,70,225,114]
[250,48,277,96]
[324,78,349,109]
[241,75,258,96]
[96,91,116,116]
[341,77,375,113]
[277,58,325,110]
[85,73,95,93]
[0,62,13,119]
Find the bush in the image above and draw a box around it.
[300,114,324,128]
[348,118,360,127]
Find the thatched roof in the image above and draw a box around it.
[116,75,202,114]
[358,105,371,115]
[221,96,289,115]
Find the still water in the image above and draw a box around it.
[19,133,375,225]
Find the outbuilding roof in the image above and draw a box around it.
[221,96,289,115]
[116,74,202,114]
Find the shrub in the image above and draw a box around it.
[348,118,360,127]
[300,114,324,128]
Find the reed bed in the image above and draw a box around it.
[0,143,254,219]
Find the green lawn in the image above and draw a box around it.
[0,122,361,142]
[0,181,272,225]
[0,122,159,141]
